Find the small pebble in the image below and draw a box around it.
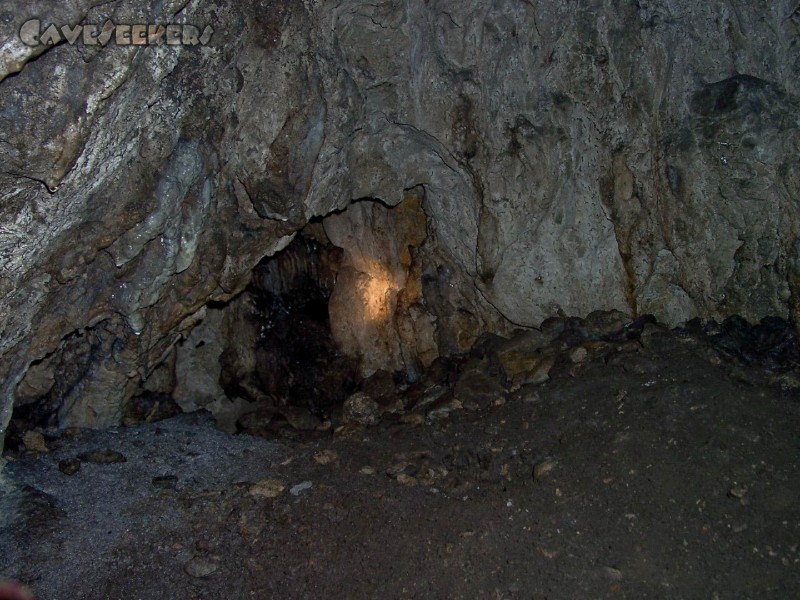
[729,486,748,499]
[333,422,365,439]
[569,347,588,363]
[290,481,313,496]
[396,474,417,486]
[313,450,338,465]
[248,479,286,499]
[387,462,412,477]
[58,458,81,476]
[533,458,557,480]
[184,556,218,578]
[602,566,623,581]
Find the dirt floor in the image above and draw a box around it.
[1,317,800,599]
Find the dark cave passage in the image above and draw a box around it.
[219,226,359,422]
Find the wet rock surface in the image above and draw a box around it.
[2,320,799,599]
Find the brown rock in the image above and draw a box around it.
[342,392,382,426]
[58,458,81,476]
[427,398,464,421]
[584,309,631,337]
[498,350,556,386]
[313,449,338,465]
[453,368,505,410]
[248,479,286,499]
[533,458,558,480]
[22,431,48,453]
[77,449,126,464]
[396,473,418,486]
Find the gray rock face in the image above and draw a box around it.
[1,0,799,446]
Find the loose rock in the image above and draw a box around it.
[278,406,321,431]
[533,458,558,481]
[569,347,588,363]
[77,449,126,464]
[387,462,413,477]
[58,458,81,476]
[584,310,631,338]
[495,329,553,357]
[184,556,219,578]
[453,369,505,410]
[290,481,313,496]
[248,479,286,499]
[342,392,382,426]
[313,450,338,465]
[22,431,48,453]
[729,486,748,499]
[410,384,449,412]
[498,350,555,386]
[427,398,464,421]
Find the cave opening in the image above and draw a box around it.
[3,194,438,453]
[230,226,354,416]
[161,192,437,441]
[215,222,362,436]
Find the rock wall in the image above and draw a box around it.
[1,0,799,445]
[324,194,436,379]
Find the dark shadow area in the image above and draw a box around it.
[219,227,359,423]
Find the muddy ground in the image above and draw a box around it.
[1,318,799,599]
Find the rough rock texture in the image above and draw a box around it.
[341,391,382,426]
[172,305,227,413]
[324,194,437,378]
[1,0,800,444]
